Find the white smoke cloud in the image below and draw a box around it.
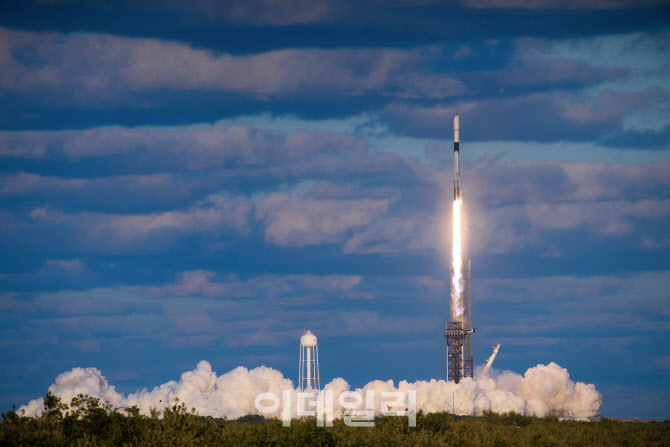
[18,360,601,419]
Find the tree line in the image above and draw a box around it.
[1,393,668,446]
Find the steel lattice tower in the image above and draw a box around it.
[446,260,474,383]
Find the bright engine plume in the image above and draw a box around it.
[451,198,463,319]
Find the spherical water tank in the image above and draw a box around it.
[300,330,317,347]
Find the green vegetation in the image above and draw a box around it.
[2,394,668,446]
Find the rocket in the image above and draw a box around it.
[454,114,461,200]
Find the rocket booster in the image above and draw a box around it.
[454,114,461,200]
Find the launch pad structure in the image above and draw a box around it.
[446,260,474,383]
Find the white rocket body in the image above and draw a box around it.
[454,115,461,200]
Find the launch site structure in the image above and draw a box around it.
[446,261,474,383]
[299,330,320,391]
[446,115,475,384]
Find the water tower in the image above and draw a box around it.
[299,330,320,391]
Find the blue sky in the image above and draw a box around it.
[1,0,669,419]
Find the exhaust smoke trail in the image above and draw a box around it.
[452,198,463,319]
[17,361,602,419]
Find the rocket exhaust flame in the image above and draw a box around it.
[451,198,463,319]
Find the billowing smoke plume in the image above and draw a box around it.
[19,361,601,419]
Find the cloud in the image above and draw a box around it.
[6,270,667,353]
[0,27,465,103]
[0,125,432,256]
[0,122,366,165]
[147,270,363,299]
[0,269,375,352]
[16,0,342,26]
[380,88,665,142]
[10,173,245,222]
[0,172,196,212]
[337,311,434,336]
[25,194,251,253]
[343,215,437,254]
[0,172,87,194]
[452,158,670,254]
[524,199,670,235]
[463,0,668,9]
[2,27,666,140]
[475,271,670,307]
[598,125,670,150]
[0,258,96,291]
[488,37,627,88]
[464,158,670,205]
[559,88,664,126]
[474,271,670,354]
[255,191,391,247]
[375,31,668,143]
[162,0,340,25]
[148,271,237,299]
[37,288,161,319]
[0,123,396,215]
[3,142,669,259]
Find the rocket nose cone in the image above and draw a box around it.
[454,114,460,131]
